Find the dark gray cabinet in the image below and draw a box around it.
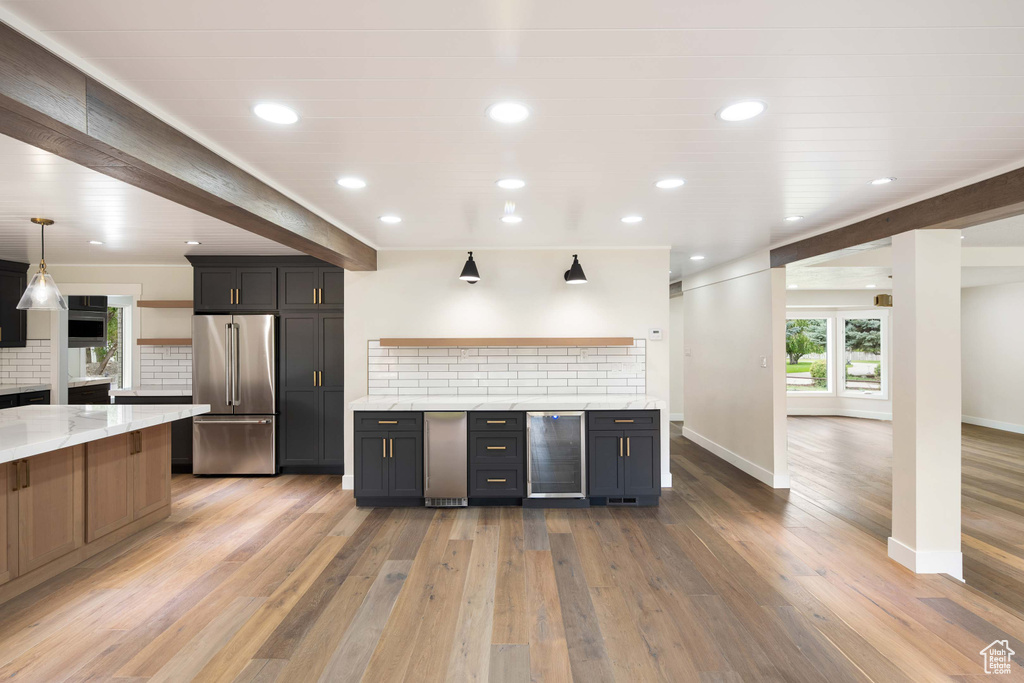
[68,384,111,405]
[587,411,661,501]
[279,311,345,468]
[113,395,194,471]
[468,412,525,498]
[354,412,423,503]
[193,266,276,312]
[0,260,28,348]
[0,390,51,411]
[68,295,108,312]
[278,266,344,311]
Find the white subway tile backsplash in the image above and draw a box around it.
[366,340,645,396]
[0,339,51,384]
[139,346,192,390]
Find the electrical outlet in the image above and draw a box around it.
[580,348,590,361]
[460,348,470,360]
[759,355,768,368]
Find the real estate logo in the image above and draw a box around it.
[980,639,1015,675]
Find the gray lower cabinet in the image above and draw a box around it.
[68,384,111,405]
[468,412,525,498]
[279,311,345,470]
[0,390,48,410]
[354,412,423,503]
[113,395,194,471]
[587,411,661,499]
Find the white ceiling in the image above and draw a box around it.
[0,134,301,265]
[5,1,1024,277]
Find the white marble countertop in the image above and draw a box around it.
[349,393,666,411]
[0,383,51,397]
[0,404,211,464]
[110,385,193,397]
[68,376,115,389]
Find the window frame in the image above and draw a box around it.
[838,309,889,400]
[785,312,835,396]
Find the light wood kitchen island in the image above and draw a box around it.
[0,403,209,603]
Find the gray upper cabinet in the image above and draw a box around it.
[192,265,277,312]
[0,260,28,348]
[278,266,344,311]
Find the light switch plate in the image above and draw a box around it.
[648,328,663,341]
[759,356,768,368]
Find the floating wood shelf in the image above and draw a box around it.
[137,300,193,308]
[138,338,191,346]
[378,337,634,348]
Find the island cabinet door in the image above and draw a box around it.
[18,446,84,575]
[355,431,389,497]
[588,431,624,496]
[388,432,423,497]
[86,434,134,543]
[0,463,12,585]
[134,424,172,518]
[623,430,660,496]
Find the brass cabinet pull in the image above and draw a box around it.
[318,371,322,387]
[382,438,387,459]
[22,460,29,488]
[128,432,134,455]
[314,371,317,386]
[313,288,318,304]
[389,438,394,458]
[229,289,234,305]
[627,437,631,457]
[486,420,506,424]
[318,288,322,304]
[619,437,623,458]
[614,419,634,423]
[237,288,241,304]
[378,420,398,424]
[486,446,506,450]
[136,431,142,454]
[487,478,507,483]
[10,462,18,491]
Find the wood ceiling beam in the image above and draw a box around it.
[770,165,1024,268]
[0,21,376,271]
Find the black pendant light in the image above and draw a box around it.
[459,251,481,284]
[564,254,587,284]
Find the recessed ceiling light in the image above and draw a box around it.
[865,284,877,288]
[869,177,896,185]
[487,101,530,124]
[336,177,366,189]
[88,240,104,245]
[621,215,643,224]
[785,215,804,222]
[252,103,299,125]
[716,100,766,122]
[655,178,686,189]
[185,240,201,245]
[501,215,523,224]
[379,215,402,224]
[496,178,526,190]
[690,255,705,261]
[788,284,798,289]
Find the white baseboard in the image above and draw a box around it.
[788,407,892,421]
[662,472,673,489]
[681,427,789,489]
[341,474,354,490]
[670,413,684,422]
[962,415,1024,435]
[888,537,963,580]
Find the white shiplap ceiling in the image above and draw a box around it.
[4,0,1024,277]
[0,135,301,265]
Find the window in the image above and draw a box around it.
[840,313,887,397]
[72,301,131,389]
[786,317,831,393]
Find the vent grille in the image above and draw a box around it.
[608,497,639,506]
[425,497,468,508]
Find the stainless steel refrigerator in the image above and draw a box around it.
[192,314,276,475]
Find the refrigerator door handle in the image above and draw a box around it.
[232,323,241,405]
[195,417,272,425]
[224,323,233,406]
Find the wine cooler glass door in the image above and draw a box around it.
[527,411,585,498]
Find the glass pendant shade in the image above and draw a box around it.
[459,251,481,283]
[17,270,67,310]
[564,254,588,284]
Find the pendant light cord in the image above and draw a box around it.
[39,224,46,272]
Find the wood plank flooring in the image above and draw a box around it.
[788,416,1024,619]
[0,431,1023,680]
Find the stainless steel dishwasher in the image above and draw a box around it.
[424,412,468,507]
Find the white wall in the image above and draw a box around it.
[962,281,1024,433]
[669,294,684,420]
[679,257,789,488]
[344,248,671,487]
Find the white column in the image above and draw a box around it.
[770,267,790,486]
[888,229,962,578]
[50,309,68,404]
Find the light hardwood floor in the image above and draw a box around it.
[0,432,1022,681]
[789,416,1024,619]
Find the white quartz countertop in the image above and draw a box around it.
[0,404,210,464]
[349,394,666,411]
[0,383,50,397]
[110,385,193,397]
[68,376,114,389]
